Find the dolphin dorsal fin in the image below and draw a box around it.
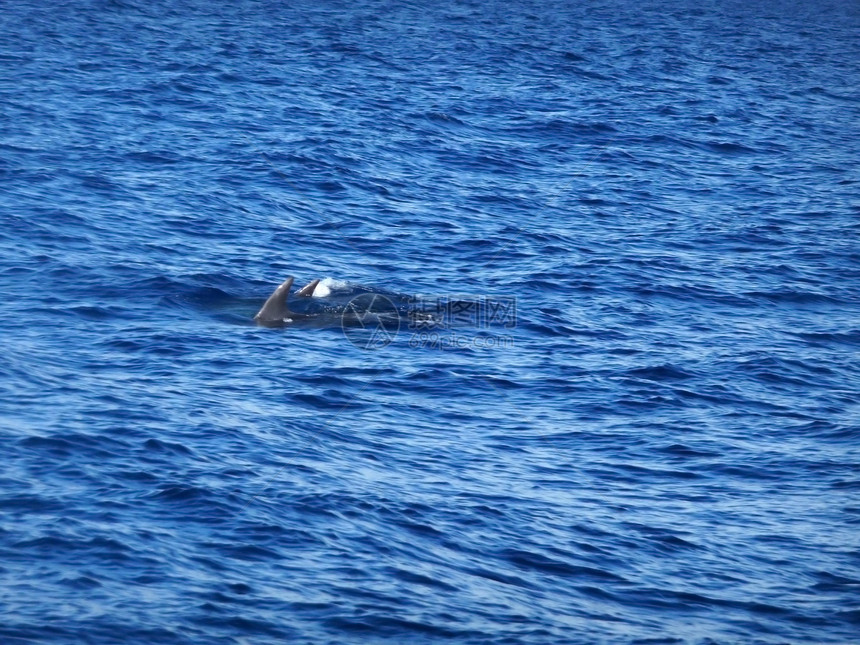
[296,279,321,298]
[254,276,294,323]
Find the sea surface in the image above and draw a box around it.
[1,0,859,643]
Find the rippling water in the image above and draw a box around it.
[1,0,859,643]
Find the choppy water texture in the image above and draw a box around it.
[2,0,859,643]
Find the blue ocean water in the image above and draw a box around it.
[1,0,859,642]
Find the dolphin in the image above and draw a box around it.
[254,276,437,332]
[254,277,321,326]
